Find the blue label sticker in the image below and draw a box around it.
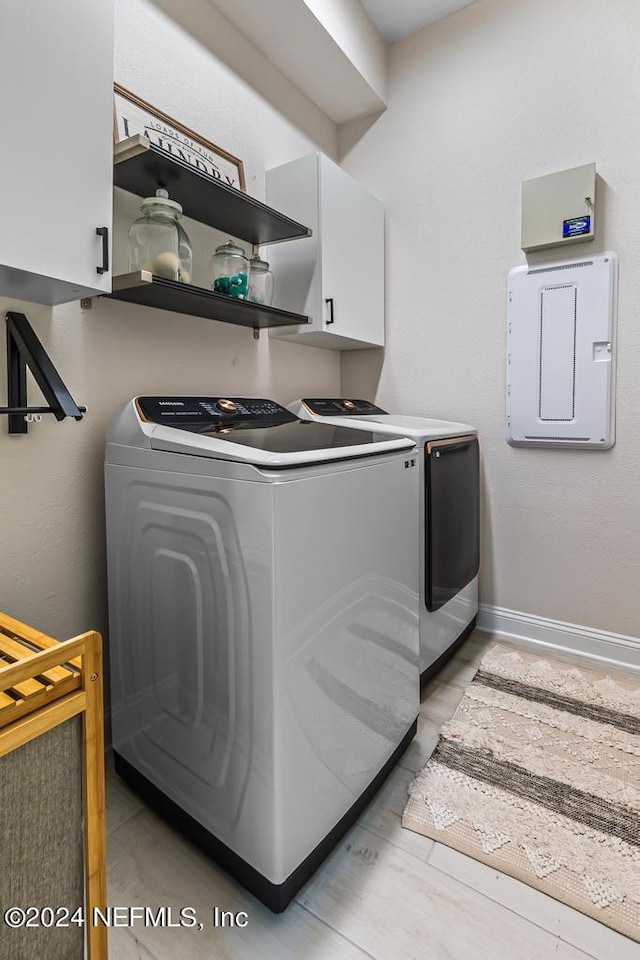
[563,215,591,238]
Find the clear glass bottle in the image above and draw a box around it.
[211,241,250,299]
[175,220,193,284]
[129,188,192,283]
[248,255,274,306]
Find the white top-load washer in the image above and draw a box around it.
[288,399,480,682]
[105,396,420,912]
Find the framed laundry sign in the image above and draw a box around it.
[113,83,246,191]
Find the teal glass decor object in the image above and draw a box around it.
[211,241,250,299]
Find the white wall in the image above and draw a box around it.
[0,0,339,642]
[199,0,386,123]
[303,0,387,100]
[340,0,640,638]
[148,0,338,155]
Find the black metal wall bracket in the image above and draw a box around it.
[0,312,86,435]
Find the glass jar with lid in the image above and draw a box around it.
[129,188,192,283]
[248,255,274,306]
[211,241,249,299]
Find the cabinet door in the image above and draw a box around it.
[267,153,384,350]
[319,155,384,347]
[0,0,113,304]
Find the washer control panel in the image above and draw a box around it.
[137,396,296,424]
[301,398,387,417]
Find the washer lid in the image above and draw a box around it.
[289,399,477,441]
[136,396,415,467]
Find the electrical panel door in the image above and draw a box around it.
[506,253,617,449]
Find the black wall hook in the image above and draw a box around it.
[0,312,86,434]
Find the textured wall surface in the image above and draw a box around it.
[340,0,640,637]
[0,0,339,642]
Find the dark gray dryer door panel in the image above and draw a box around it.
[425,436,479,612]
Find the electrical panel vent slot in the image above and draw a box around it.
[529,261,592,275]
[525,436,591,442]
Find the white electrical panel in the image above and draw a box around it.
[506,253,617,449]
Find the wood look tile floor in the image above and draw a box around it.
[105,631,639,959]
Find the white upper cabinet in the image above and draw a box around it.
[266,154,384,350]
[0,0,114,304]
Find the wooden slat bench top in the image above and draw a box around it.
[0,616,83,729]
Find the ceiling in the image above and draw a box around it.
[359,0,478,43]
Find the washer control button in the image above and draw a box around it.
[342,399,356,410]
[216,398,237,414]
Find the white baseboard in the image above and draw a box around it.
[477,604,640,671]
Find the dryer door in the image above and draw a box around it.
[425,436,479,612]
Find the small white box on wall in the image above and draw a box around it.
[521,163,595,252]
[506,253,617,449]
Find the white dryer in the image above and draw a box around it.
[105,396,419,911]
[288,399,480,682]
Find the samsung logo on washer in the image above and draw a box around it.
[158,401,184,406]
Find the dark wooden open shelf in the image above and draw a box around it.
[106,272,309,331]
[113,136,311,245]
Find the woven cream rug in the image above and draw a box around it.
[403,645,640,941]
